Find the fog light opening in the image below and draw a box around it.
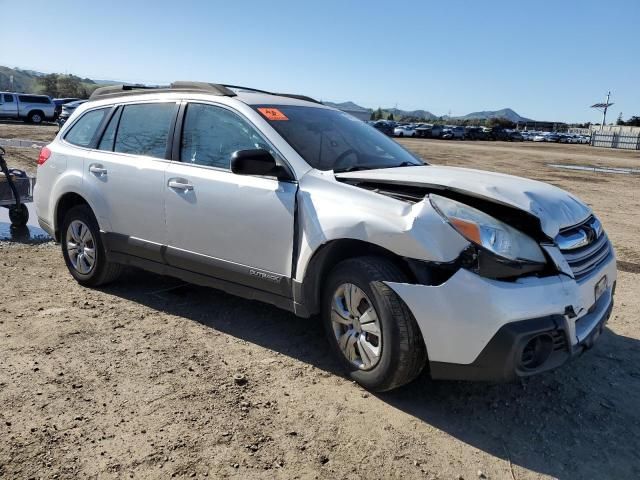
[520,334,553,370]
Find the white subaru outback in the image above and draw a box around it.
[35,82,616,391]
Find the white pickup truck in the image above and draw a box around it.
[0,92,55,124]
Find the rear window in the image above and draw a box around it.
[65,108,109,148]
[3,94,14,102]
[113,103,177,159]
[18,95,52,104]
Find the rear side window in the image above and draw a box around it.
[4,94,14,102]
[180,103,272,169]
[18,95,51,104]
[65,108,108,148]
[114,103,177,159]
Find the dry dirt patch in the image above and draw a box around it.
[1,134,639,479]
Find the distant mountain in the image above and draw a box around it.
[323,101,371,113]
[386,107,437,120]
[324,101,530,123]
[456,108,531,123]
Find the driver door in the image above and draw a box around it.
[164,102,297,296]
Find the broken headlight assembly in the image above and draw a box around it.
[429,194,547,279]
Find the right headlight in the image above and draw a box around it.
[430,194,546,264]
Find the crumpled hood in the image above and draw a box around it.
[334,165,592,238]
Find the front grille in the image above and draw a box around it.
[557,216,612,281]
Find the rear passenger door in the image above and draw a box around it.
[164,102,297,295]
[87,102,178,261]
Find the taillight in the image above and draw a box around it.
[37,146,51,166]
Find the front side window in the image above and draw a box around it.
[4,94,14,102]
[180,103,273,169]
[65,108,108,148]
[254,105,424,172]
[114,103,177,159]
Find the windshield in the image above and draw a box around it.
[253,105,424,172]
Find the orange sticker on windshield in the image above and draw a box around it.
[258,107,289,121]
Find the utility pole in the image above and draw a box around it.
[590,91,614,130]
[601,91,610,127]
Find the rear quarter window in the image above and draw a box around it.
[64,108,109,148]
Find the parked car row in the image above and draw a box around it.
[369,120,591,145]
[528,131,590,144]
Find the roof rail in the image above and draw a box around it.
[89,81,237,100]
[222,84,322,104]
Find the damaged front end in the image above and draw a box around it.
[336,174,557,282]
[330,168,616,380]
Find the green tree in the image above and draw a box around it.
[616,112,624,125]
[624,116,640,126]
[387,113,394,121]
[56,75,83,98]
[38,74,59,97]
[486,117,516,129]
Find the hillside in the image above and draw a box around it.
[0,66,41,92]
[0,66,114,97]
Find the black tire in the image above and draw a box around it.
[398,132,403,137]
[8,204,29,227]
[27,111,44,124]
[61,204,122,287]
[322,256,427,392]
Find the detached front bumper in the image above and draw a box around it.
[386,252,617,382]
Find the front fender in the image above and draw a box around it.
[294,171,469,282]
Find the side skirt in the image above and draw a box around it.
[109,251,297,313]
[102,232,300,314]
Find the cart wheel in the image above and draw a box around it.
[9,204,29,227]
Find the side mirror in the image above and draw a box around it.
[231,149,293,181]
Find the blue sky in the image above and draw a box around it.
[1,0,638,123]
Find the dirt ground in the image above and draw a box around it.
[1,123,639,479]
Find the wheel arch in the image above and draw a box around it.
[295,238,418,317]
[27,109,45,122]
[54,192,93,242]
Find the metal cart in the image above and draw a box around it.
[0,146,35,227]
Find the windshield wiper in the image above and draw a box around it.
[334,165,378,173]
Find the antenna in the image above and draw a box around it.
[590,91,614,129]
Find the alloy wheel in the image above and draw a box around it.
[331,283,382,370]
[66,220,96,274]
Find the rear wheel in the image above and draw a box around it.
[322,257,427,391]
[27,111,44,124]
[61,205,122,287]
[8,204,29,227]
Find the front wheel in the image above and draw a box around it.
[61,205,122,287]
[322,257,427,391]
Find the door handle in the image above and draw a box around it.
[89,164,107,176]
[168,178,194,191]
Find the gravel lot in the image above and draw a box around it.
[1,122,639,479]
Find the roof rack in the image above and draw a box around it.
[89,81,237,100]
[89,81,322,105]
